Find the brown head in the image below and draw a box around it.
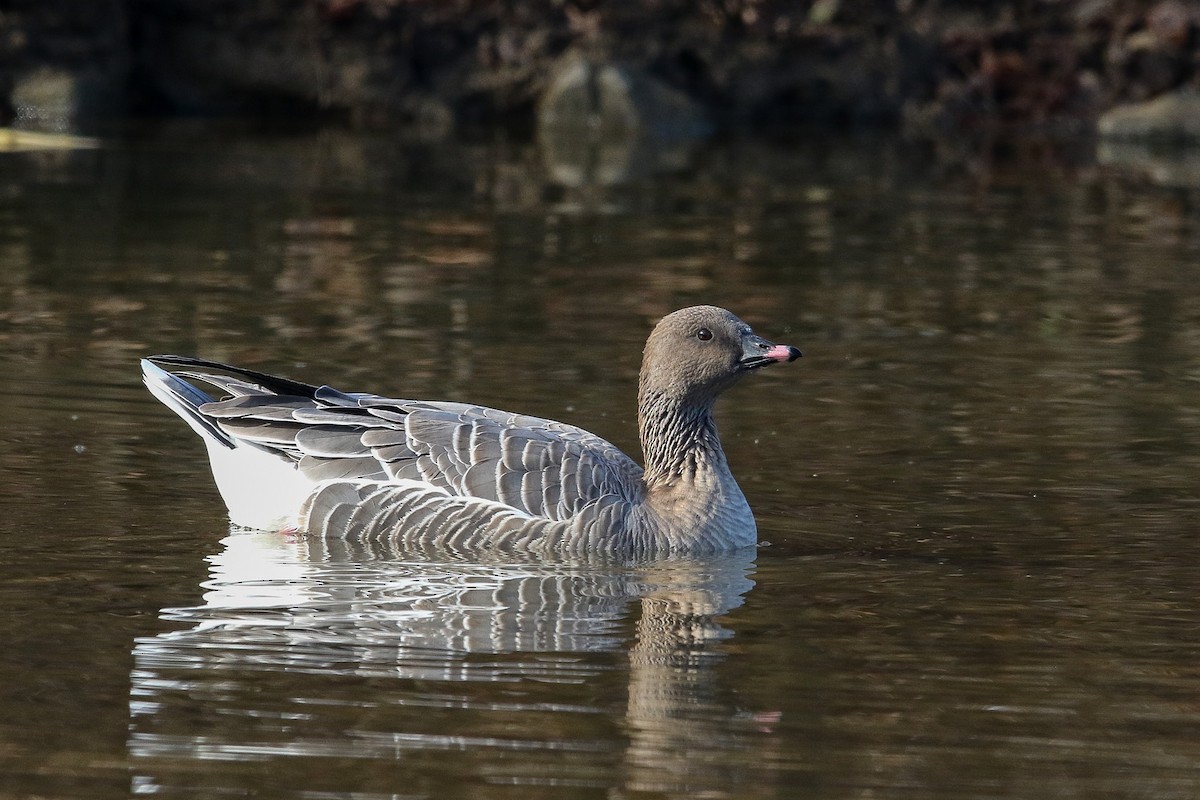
[638,305,802,408]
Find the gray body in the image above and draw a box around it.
[142,306,801,556]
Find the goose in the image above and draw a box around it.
[141,305,801,555]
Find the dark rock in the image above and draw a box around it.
[10,65,126,130]
[0,0,1198,133]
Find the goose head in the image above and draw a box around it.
[638,305,801,407]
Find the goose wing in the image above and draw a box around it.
[149,357,646,522]
[357,397,646,518]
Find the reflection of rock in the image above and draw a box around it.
[537,53,711,187]
[1098,89,1200,140]
[1098,138,1200,187]
[129,531,762,795]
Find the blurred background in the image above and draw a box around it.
[5,0,1200,137]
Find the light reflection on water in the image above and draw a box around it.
[2,126,1200,798]
[130,532,758,796]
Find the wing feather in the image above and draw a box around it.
[217,417,304,446]
[201,395,309,419]
[154,356,644,524]
[295,425,369,458]
[298,454,387,481]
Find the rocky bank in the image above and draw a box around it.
[2,0,1200,136]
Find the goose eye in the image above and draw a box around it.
[696,328,713,341]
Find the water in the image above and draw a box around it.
[2,124,1200,798]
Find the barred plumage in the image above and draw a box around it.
[142,305,801,554]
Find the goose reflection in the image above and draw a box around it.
[129,532,767,797]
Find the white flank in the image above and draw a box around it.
[203,439,315,530]
[142,359,315,530]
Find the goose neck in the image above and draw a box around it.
[637,390,724,487]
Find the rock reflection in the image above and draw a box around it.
[1098,138,1200,187]
[537,54,709,193]
[129,531,764,797]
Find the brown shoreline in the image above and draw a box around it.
[2,1,1197,135]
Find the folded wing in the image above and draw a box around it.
[156,357,646,523]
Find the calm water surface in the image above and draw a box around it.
[1,125,1199,798]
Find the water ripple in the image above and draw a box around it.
[129,531,758,794]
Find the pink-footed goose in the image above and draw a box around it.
[142,305,801,555]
